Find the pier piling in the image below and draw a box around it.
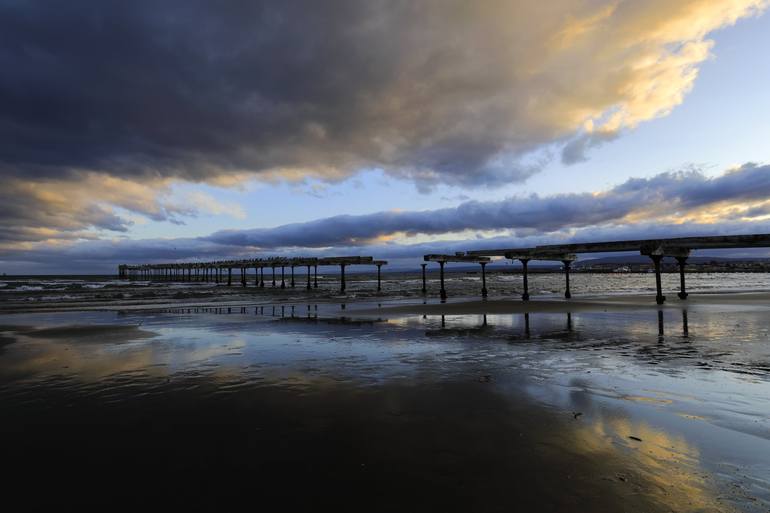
[520,258,530,301]
[676,256,689,300]
[563,260,572,299]
[650,255,666,305]
[480,262,488,298]
[439,262,446,301]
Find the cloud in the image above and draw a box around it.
[4,163,770,273]
[0,0,764,195]
[182,192,246,220]
[201,164,770,248]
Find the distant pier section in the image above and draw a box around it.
[119,256,387,293]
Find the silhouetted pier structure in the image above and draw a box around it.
[424,253,491,301]
[463,233,770,303]
[119,256,387,293]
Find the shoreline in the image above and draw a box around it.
[2,289,770,316]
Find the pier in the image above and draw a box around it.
[463,233,770,304]
[119,256,387,294]
[119,234,770,304]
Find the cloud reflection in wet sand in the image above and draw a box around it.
[0,310,767,510]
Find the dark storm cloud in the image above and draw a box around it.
[0,0,545,187]
[2,0,760,191]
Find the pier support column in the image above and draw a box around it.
[421,264,427,294]
[376,264,382,292]
[480,262,488,298]
[255,267,259,286]
[260,267,265,288]
[676,257,688,300]
[340,264,346,293]
[306,265,312,290]
[439,261,447,301]
[215,267,220,284]
[291,266,295,288]
[227,268,232,286]
[272,266,276,287]
[562,260,572,299]
[314,265,318,288]
[650,255,666,305]
[281,266,285,289]
[241,267,247,287]
[520,258,530,301]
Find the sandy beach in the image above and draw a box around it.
[1,281,769,511]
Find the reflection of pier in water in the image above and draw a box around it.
[423,309,692,343]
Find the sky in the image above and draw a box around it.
[2,0,770,274]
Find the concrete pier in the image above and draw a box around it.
[120,255,383,294]
[465,233,770,303]
[424,254,491,301]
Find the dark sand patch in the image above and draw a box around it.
[24,323,156,342]
[0,373,727,512]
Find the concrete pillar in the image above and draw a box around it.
[260,267,265,288]
[562,260,572,299]
[676,256,688,300]
[227,267,232,287]
[314,265,318,288]
[241,267,247,287]
[306,265,312,290]
[215,267,220,284]
[272,266,276,287]
[421,263,427,294]
[480,262,488,298]
[376,264,382,292]
[291,266,295,287]
[439,261,447,301]
[520,258,530,301]
[281,266,285,289]
[650,255,666,305]
[340,264,346,293]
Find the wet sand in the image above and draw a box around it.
[1,292,769,510]
[351,292,770,318]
